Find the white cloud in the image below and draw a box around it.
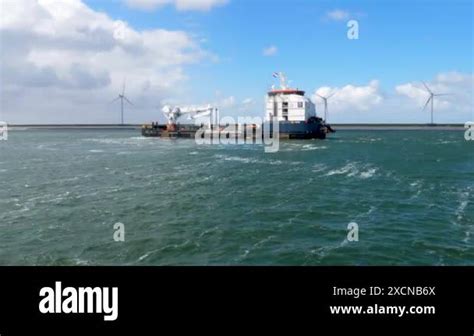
[313,80,383,112]
[396,72,473,112]
[326,9,350,21]
[125,0,228,11]
[205,96,258,117]
[311,73,472,123]
[262,45,278,57]
[0,0,214,123]
[395,83,427,105]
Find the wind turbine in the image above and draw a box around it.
[111,80,133,125]
[421,81,448,125]
[316,92,335,122]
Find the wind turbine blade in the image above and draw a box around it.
[422,81,432,94]
[123,96,133,106]
[110,96,120,103]
[122,79,126,96]
[327,92,335,99]
[434,93,450,96]
[422,97,431,110]
[316,93,325,99]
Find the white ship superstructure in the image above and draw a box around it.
[265,72,317,122]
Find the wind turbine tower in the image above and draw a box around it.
[421,81,448,125]
[112,80,133,125]
[316,92,335,122]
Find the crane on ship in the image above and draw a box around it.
[161,105,216,131]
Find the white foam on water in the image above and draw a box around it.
[312,164,327,173]
[326,163,356,176]
[253,235,275,249]
[89,149,104,153]
[36,144,58,151]
[11,203,30,214]
[410,180,423,199]
[238,250,250,260]
[360,168,377,179]
[234,235,276,262]
[136,240,192,263]
[214,154,282,165]
[138,251,155,262]
[301,144,328,151]
[309,239,349,260]
[455,189,470,220]
[74,258,90,266]
[198,226,220,239]
[410,180,422,188]
[436,140,457,145]
[340,137,382,144]
[225,156,254,163]
[463,231,470,243]
[325,162,378,179]
[368,206,377,216]
[456,200,468,219]
[84,137,154,147]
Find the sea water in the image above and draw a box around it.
[0,129,472,265]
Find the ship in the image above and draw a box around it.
[141,72,335,139]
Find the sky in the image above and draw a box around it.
[0,0,472,124]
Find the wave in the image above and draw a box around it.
[135,239,193,263]
[312,164,327,173]
[325,162,378,179]
[301,144,328,151]
[455,190,470,220]
[360,168,377,179]
[279,143,328,152]
[84,137,153,146]
[214,154,283,165]
[408,180,424,199]
[307,239,349,261]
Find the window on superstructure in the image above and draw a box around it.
[282,101,288,117]
[297,102,304,108]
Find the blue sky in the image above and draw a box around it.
[85,0,472,91]
[1,0,472,123]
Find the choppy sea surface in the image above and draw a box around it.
[0,129,472,265]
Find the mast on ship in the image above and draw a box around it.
[273,72,289,90]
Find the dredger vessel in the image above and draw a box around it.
[142,72,335,139]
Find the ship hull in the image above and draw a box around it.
[142,121,332,139]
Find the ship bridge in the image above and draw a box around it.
[265,72,317,122]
